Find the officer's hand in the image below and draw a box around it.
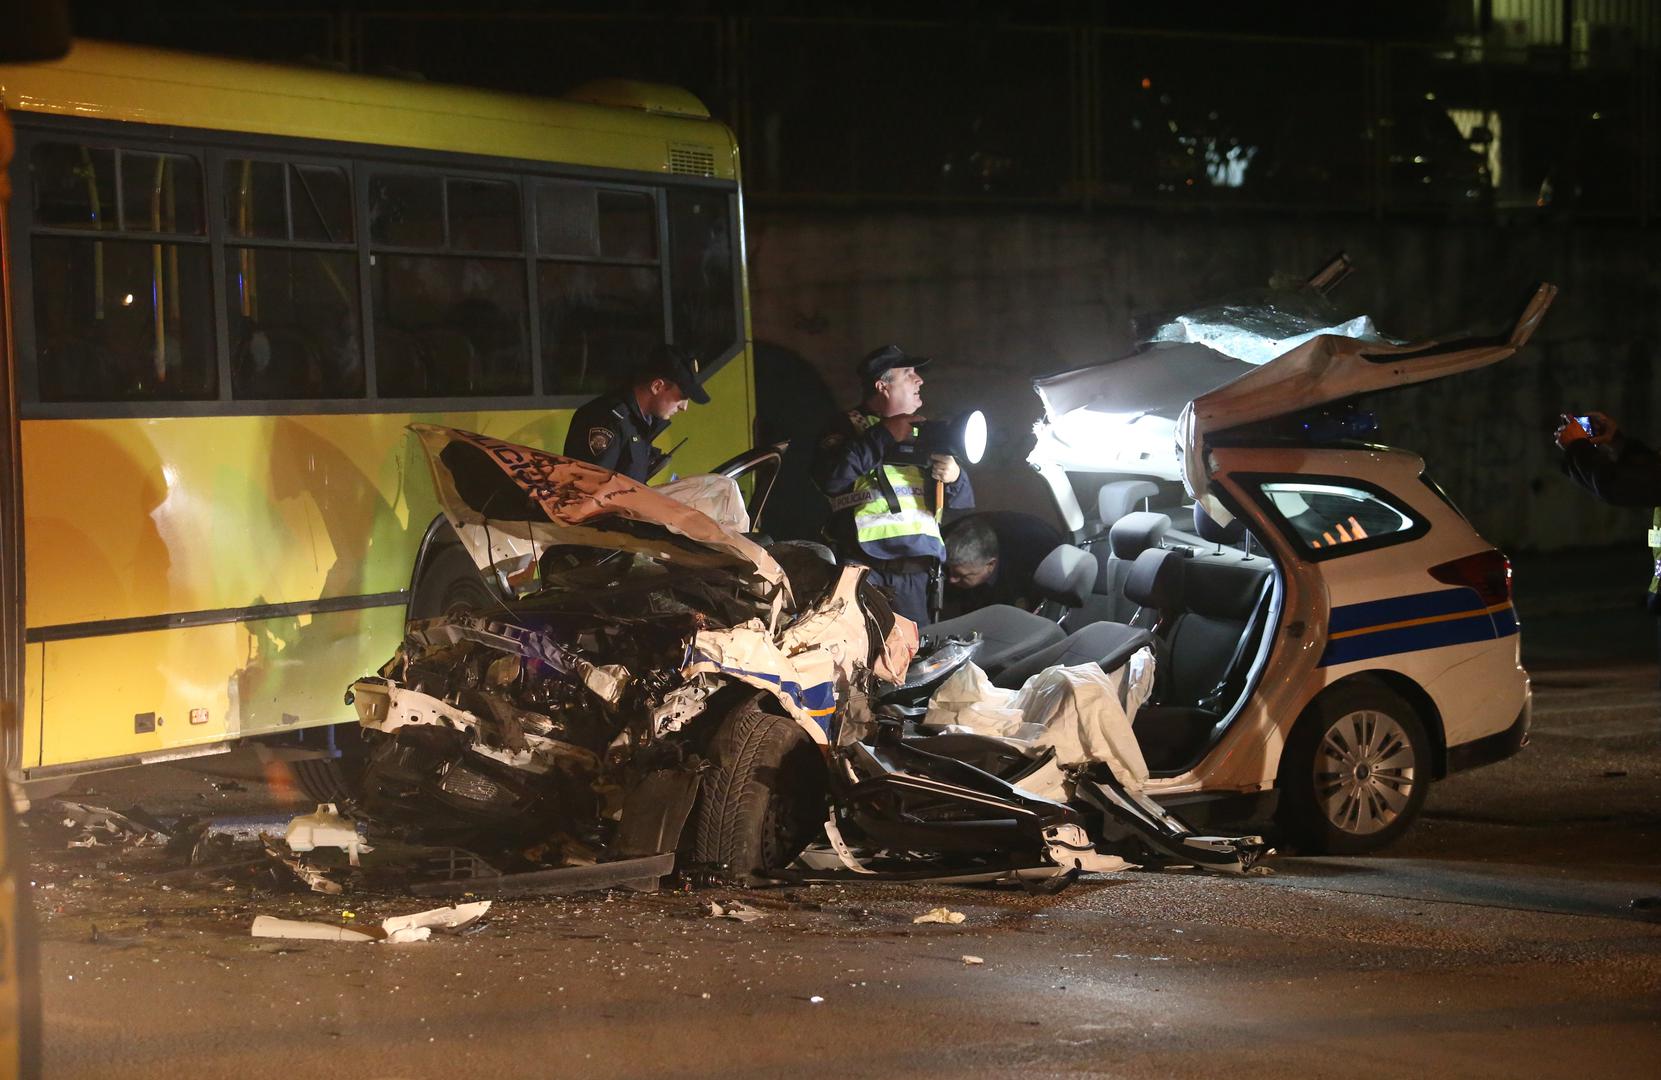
[882,413,921,442]
[930,453,961,483]
[1555,414,1588,449]
[1586,410,1618,445]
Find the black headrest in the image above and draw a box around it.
[1098,479,1159,528]
[1031,544,1097,608]
[1193,502,1245,545]
[1181,559,1271,619]
[1108,511,1171,559]
[1124,548,1182,610]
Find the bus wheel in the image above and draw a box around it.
[409,543,496,622]
[287,725,368,807]
[1276,681,1430,855]
[690,699,826,881]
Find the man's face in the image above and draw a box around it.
[645,379,690,420]
[946,557,997,589]
[876,366,924,416]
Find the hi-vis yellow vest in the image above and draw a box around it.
[835,414,945,562]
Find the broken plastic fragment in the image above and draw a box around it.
[250,916,376,943]
[249,901,492,945]
[707,901,765,923]
[379,901,492,938]
[261,835,342,895]
[284,803,373,867]
[913,908,967,925]
[961,955,984,965]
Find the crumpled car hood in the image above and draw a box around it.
[412,424,790,601]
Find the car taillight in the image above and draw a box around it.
[1429,550,1512,607]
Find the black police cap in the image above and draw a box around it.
[857,343,931,383]
[645,343,710,404]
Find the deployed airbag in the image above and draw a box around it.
[922,652,1155,790]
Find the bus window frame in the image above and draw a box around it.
[7,112,746,420]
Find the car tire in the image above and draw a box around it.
[408,542,496,622]
[1276,680,1430,855]
[691,699,827,880]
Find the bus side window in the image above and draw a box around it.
[223,158,363,400]
[534,180,663,396]
[667,188,738,366]
[28,141,215,402]
[369,170,529,398]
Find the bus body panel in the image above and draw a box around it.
[35,605,405,768]
[0,41,738,180]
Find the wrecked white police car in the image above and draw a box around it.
[344,426,1265,889]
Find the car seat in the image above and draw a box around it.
[990,546,1178,689]
[921,542,1097,678]
[1131,508,1275,772]
[1064,510,1171,632]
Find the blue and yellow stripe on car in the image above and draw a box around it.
[1319,588,1517,667]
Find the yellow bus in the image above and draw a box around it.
[0,40,756,790]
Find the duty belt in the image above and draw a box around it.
[851,556,938,575]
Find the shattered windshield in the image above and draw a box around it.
[1141,287,1392,366]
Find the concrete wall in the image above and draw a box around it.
[747,208,1661,554]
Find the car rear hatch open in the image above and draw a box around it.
[1178,283,1557,522]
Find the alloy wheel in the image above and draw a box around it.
[1313,709,1417,836]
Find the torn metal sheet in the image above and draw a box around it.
[1147,303,1385,367]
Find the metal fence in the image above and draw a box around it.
[93,10,1661,222]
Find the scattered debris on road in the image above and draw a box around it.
[707,900,766,923]
[251,901,492,944]
[58,800,167,849]
[913,907,967,925]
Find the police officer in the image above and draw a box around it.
[1554,408,1661,920]
[812,344,974,627]
[564,344,709,482]
[1556,409,1661,616]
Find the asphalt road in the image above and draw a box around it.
[22,652,1661,1079]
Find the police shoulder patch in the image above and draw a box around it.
[588,427,615,455]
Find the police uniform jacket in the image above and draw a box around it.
[564,391,666,482]
[1561,434,1661,612]
[811,406,973,564]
